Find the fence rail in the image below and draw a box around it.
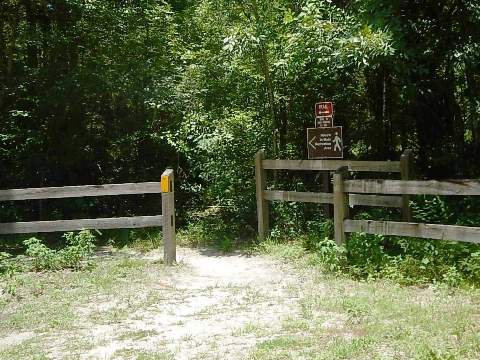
[263,190,333,204]
[343,179,480,196]
[0,169,176,264]
[255,151,479,246]
[262,159,401,173]
[263,190,402,208]
[255,150,412,240]
[334,171,480,245]
[0,182,161,201]
[344,219,480,244]
[0,215,164,235]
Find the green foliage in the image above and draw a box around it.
[168,111,268,224]
[268,214,346,273]
[270,202,309,240]
[177,213,242,251]
[61,231,97,269]
[268,197,480,286]
[166,0,400,228]
[256,238,306,261]
[309,237,347,273]
[127,230,163,253]
[412,196,454,224]
[24,238,58,271]
[1,0,180,222]
[217,237,234,253]
[344,231,480,286]
[302,219,334,250]
[1,0,479,289]
[24,230,96,271]
[346,233,390,276]
[0,252,12,274]
[461,252,480,284]
[102,229,163,253]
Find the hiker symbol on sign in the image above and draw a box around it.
[307,126,343,159]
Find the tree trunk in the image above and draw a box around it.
[250,0,278,157]
[465,63,479,162]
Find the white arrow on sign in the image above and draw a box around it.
[308,136,322,149]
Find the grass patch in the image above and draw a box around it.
[0,249,167,358]
[113,348,174,359]
[250,240,480,359]
[117,329,159,341]
[232,322,267,337]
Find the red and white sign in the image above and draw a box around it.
[315,102,333,117]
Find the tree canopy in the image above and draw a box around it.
[1,0,479,226]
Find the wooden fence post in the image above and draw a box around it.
[400,149,413,222]
[255,150,269,240]
[161,169,176,265]
[320,170,332,218]
[333,166,349,246]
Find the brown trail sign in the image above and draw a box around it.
[307,126,343,159]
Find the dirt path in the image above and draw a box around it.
[3,246,480,359]
[48,247,302,359]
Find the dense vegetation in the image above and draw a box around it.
[1,0,480,285]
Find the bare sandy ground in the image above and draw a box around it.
[36,247,302,359]
[3,246,479,359]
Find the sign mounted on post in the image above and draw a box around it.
[307,126,343,159]
[315,102,333,117]
[315,116,333,128]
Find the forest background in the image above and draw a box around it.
[1,0,480,283]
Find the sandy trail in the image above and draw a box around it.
[52,247,301,359]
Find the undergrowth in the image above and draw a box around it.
[0,251,12,274]
[103,228,163,252]
[23,230,96,271]
[262,195,480,287]
[176,208,254,252]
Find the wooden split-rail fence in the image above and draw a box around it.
[0,169,176,264]
[255,150,480,245]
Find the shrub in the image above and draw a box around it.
[461,251,480,284]
[24,237,58,271]
[309,237,347,273]
[24,230,96,271]
[169,110,269,226]
[269,215,480,287]
[177,214,241,251]
[270,201,309,240]
[302,219,334,251]
[0,251,12,274]
[61,230,96,269]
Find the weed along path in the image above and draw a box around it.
[1,245,480,359]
